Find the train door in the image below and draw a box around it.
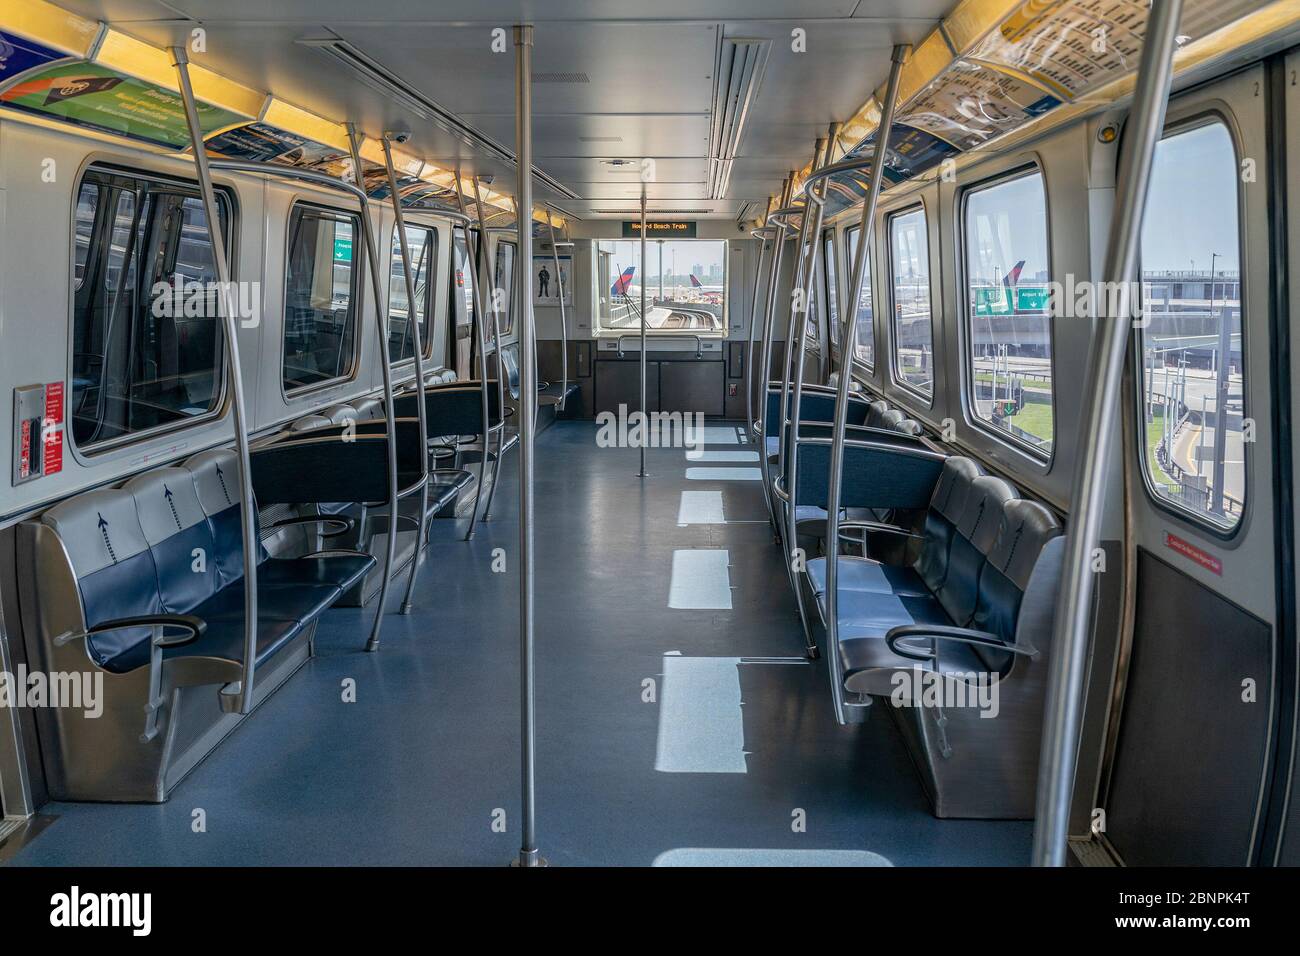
[1097,62,1288,865]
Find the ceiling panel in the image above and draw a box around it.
[42,1,959,215]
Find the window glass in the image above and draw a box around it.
[283,205,359,391]
[845,224,874,368]
[804,236,820,345]
[388,223,437,363]
[823,230,839,346]
[73,181,98,290]
[69,167,230,450]
[963,170,1054,453]
[1138,121,1245,529]
[888,207,934,394]
[493,240,517,336]
[592,239,727,333]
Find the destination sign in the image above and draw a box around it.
[622,221,697,239]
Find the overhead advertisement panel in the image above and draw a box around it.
[0,30,69,85]
[0,60,243,148]
[204,123,349,169]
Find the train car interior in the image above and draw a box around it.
[0,0,1299,895]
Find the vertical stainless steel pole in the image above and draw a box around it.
[513,23,544,868]
[638,187,648,478]
[346,123,402,653]
[381,136,431,615]
[171,47,259,713]
[824,45,908,723]
[1032,0,1184,867]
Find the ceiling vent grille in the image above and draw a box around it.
[600,208,714,215]
[707,37,770,202]
[298,36,580,201]
[533,72,590,84]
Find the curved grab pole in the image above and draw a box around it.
[196,152,401,649]
[755,178,796,529]
[346,124,402,652]
[381,136,432,615]
[171,48,259,714]
[825,44,909,723]
[545,213,571,412]
[1032,0,1184,867]
[474,179,508,525]
[743,194,776,449]
[457,177,493,541]
[777,140,825,492]
[785,126,839,658]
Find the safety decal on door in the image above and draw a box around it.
[1164,531,1222,576]
[43,381,64,476]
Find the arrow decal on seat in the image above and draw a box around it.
[163,484,183,530]
[97,512,117,564]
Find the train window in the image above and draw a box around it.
[804,236,820,346]
[593,239,727,333]
[282,204,360,393]
[69,166,231,452]
[1137,120,1246,531]
[493,239,517,336]
[387,224,438,364]
[888,206,933,395]
[844,224,874,368]
[962,169,1054,455]
[823,230,839,347]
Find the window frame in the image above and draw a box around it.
[844,221,875,373]
[1132,112,1250,539]
[957,163,1056,462]
[493,238,518,339]
[66,163,237,458]
[885,201,936,402]
[280,200,364,398]
[387,220,439,368]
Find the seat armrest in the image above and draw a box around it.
[55,613,206,650]
[837,520,924,547]
[271,514,355,539]
[885,624,1036,662]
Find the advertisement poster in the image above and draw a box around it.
[0,61,245,148]
[204,122,348,168]
[0,31,71,86]
[899,60,1060,151]
[532,255,572,306]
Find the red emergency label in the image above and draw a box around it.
[1164,531,1222,576]
[43,381,64,476]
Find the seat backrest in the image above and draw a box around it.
[40,486,163,670]
[864,400,890,429]
[969,497,1063,668]
[914,456,983,594]
[123,467,222,614]
[184,449,262,588]
[289,414,332,433]
[498,345,521,399]
[892,417,925,437]
[350,397,383,421]
[934,474,1016,627]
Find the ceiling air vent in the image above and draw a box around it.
[707,37,770,201]
[533,72,589,84]
[298,36,580,201]
[601,208,714,215]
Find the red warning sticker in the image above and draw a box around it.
[1164,531,1222,576]
[43,381,64,476]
